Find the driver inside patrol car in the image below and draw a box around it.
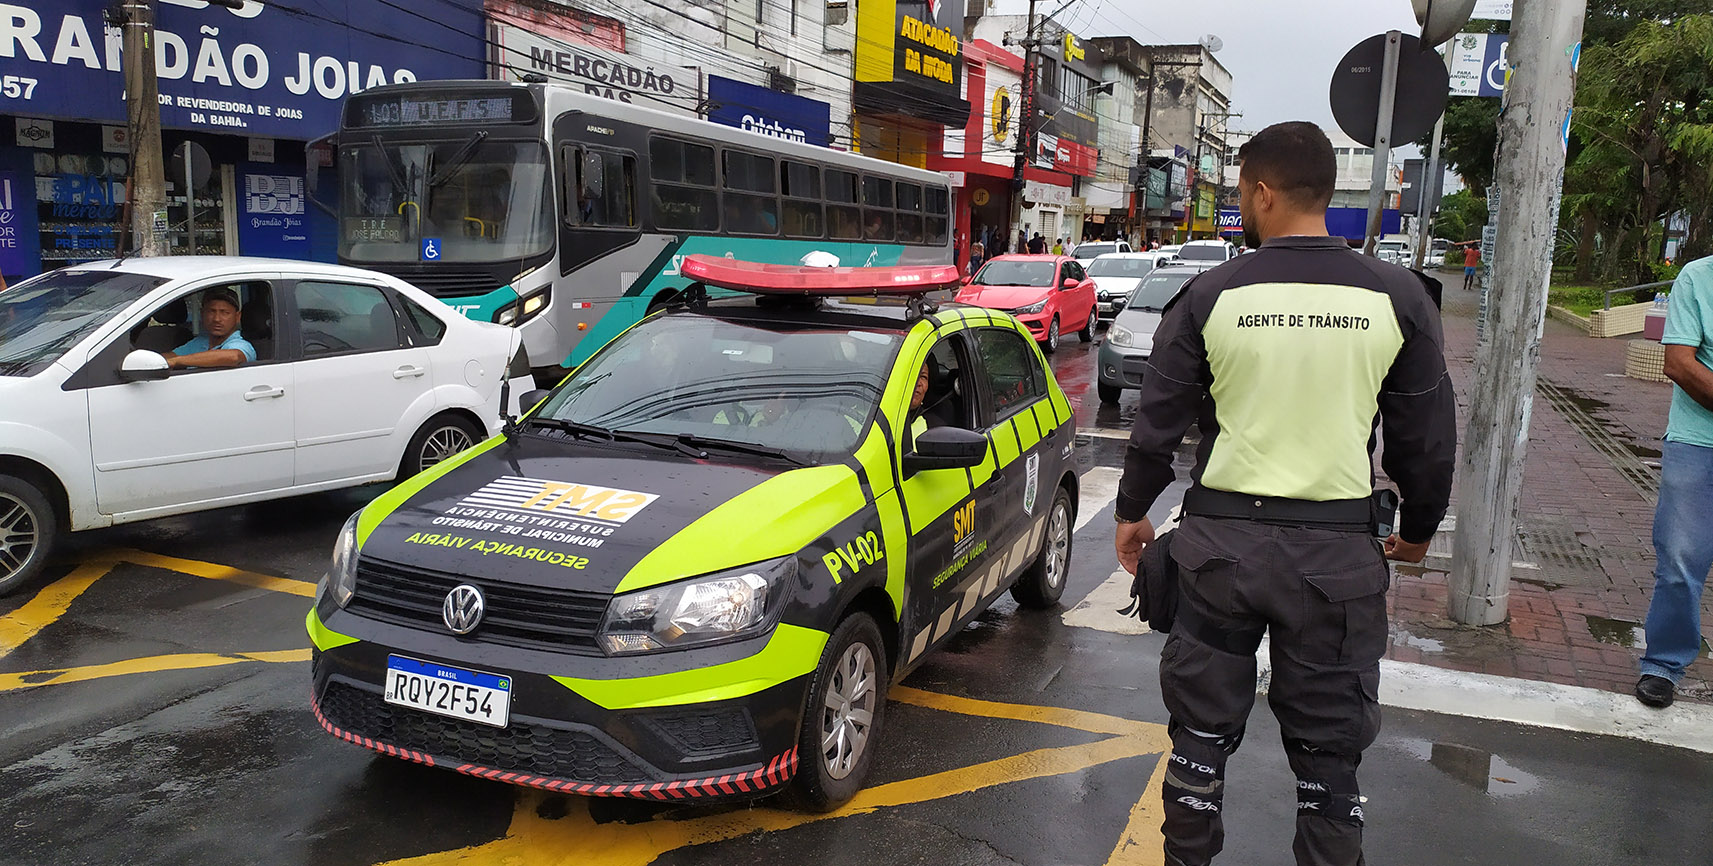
[163,288,257,370]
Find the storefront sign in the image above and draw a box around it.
[0,163,42,278]
[15,117,53,149]
[1023,180,1071,207]
[1035,133,1058,169]
[853,0,970,127]
[248,137,274,163]
[1217,208,1243,231]
[991,86,1012,144]
[1063,34,1084,63]
[101,125,126,153]
[236,164,307,259]
[488,11,701,117]
[0,0,485,139]
[707,76,831,147]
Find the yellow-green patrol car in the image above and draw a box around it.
[308,255,1080,811]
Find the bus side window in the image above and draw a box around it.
[781,160,822,240]
[564,148,636,228]
[650,136,719,231]
[925,185,950,246]
[861,175,894,241]
[896,182,924,244]
[826,168,861,241]
[723,150,779,236]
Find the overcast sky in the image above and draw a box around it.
[986,0,1428,159]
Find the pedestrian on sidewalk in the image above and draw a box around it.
[1053,237,1065,255]
[1113,121,1456,866]
[1637,254,1713,709]
[1028,232,1046,255]
[1461,243,1480,290]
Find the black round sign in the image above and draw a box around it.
[171,141,214,191]
[1329,32,1450,148]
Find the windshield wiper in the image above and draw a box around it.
[429,131,489,189]
[522,417,706,459]
[520,416,616,441]
[670,434,809,466]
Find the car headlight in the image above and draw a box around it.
[325,512,361,608]
[1012,299,1047,315]
[495,287,551,327]
[1108,324,1133,348]
[599,556,795,655]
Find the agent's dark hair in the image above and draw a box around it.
[1238,122,1336,210]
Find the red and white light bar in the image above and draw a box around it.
[679,254,963,296]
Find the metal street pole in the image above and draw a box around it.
[1450,0,1588,626]
[1362,31,1401,256]
[1414,113,1445,269]
[1009,0,1040,252]
[123,0,168,257]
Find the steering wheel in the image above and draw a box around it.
[302,331,355,354]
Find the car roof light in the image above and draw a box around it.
[679,255,963,297]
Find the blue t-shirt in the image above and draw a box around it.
[173,330,257,364]
[1663,257,1713,447]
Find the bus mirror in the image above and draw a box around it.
[305,132,339,218]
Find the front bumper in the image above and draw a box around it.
[1096,295,1124,318]
[309,607,816,801]
[1013,312,1051,340]
[1097,340,1150,389]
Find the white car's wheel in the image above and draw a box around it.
[0,473,57,597]
[399,415,483,480]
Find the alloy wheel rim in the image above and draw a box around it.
[1048,319,1059,348]
[1045,499,1069,588]
[820,641,877,780]
[421,427,475,472]
[0,492,39,582]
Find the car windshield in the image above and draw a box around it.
[0,269,166,377]
[1177,244,1227,261]
[1378,242,1407,252]
[972,260,1056,287]
[338,138,554,263]
[1088,257,1154,278]
[1128,271,1198,312]
[1071,243,1117,259]
[532,314,901,461]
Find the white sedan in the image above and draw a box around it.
[1087,252,1180,318]
[0,256,531,594]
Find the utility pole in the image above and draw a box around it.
[1010,0,1040,251]
[1450,0,1587,626]
[122,0,168,256]
[1361,31,1401,256]
[1413,113,1444,269]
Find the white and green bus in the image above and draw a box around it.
[329,80,954,381]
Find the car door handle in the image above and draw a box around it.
[393,365,426,380]
[243,385,285,401]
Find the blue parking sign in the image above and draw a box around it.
[421,238,442,261]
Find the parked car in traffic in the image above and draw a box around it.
[1087,252,1179,319]
[956,255,1098,353]
[1069,239,1133,269]
[0,256,530,594]
[1376,236,1413,266]
[1176,240,1237,263]
[1095,262,1218,404]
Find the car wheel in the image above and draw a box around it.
[1097,382,1123,405]
[399,414,484,480]
[1079,307,1097,342]
[1011,486,1072,609]
[0,473,58,597]
[785,612,888,813]
[1043,316,1060,354]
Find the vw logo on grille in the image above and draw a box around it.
[442,584,486,634]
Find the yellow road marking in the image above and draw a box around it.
[1107,736,1174,865]
[377,690,1172,866]
[0,563,109,657]
[0,648,310,693]
[82,548,318,597]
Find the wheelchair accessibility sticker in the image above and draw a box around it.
[422,238,442,261]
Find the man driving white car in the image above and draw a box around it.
[163,289,256,369]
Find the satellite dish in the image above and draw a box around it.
[1412,0,1479,47]
[1199,34,1224,53]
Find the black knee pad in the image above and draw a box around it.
[1297,786,1366,826]
[1169,719,1245,755]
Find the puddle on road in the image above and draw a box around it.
[1388,737,1540,798]
[1390,628,1445,653]
[1583,614,1713,657]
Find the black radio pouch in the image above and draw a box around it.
[1119,528,1180,633]
[1371,489,1400,539]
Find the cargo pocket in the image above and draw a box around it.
[1301,561,1391,665]
[1169,528,1240,613]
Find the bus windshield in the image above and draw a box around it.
[338,138,554,263]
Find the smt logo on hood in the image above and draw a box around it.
[460,476,660,524]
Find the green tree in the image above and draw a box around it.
[1433,189,1489,243]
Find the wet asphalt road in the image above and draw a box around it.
[3,336,1711,866]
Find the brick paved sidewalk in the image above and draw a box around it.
[1382,270,1713,703]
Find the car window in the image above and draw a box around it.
[0,269,167,377]
[915,338,977,434]
[1061,261,1085,282]
[974,328,1045,419]
[972,260,1055,287]
[1071,243,1115,259]
[395,292,447,346]
[1129,271,1197,311]
[1177,244,1228,261]
[534,313,902,461]
[1087,257,1153,278]
[294,281,405,357]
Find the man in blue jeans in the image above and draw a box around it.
[1638,253,1713,708]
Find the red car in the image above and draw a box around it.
[955,255,1098,353]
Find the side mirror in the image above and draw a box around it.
[519,389,551,415]
[1061,278,1079,290]
[1112,297,1127,312]
[961,274,973,285]
[119,349,170,382]
[904,426,988,474]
